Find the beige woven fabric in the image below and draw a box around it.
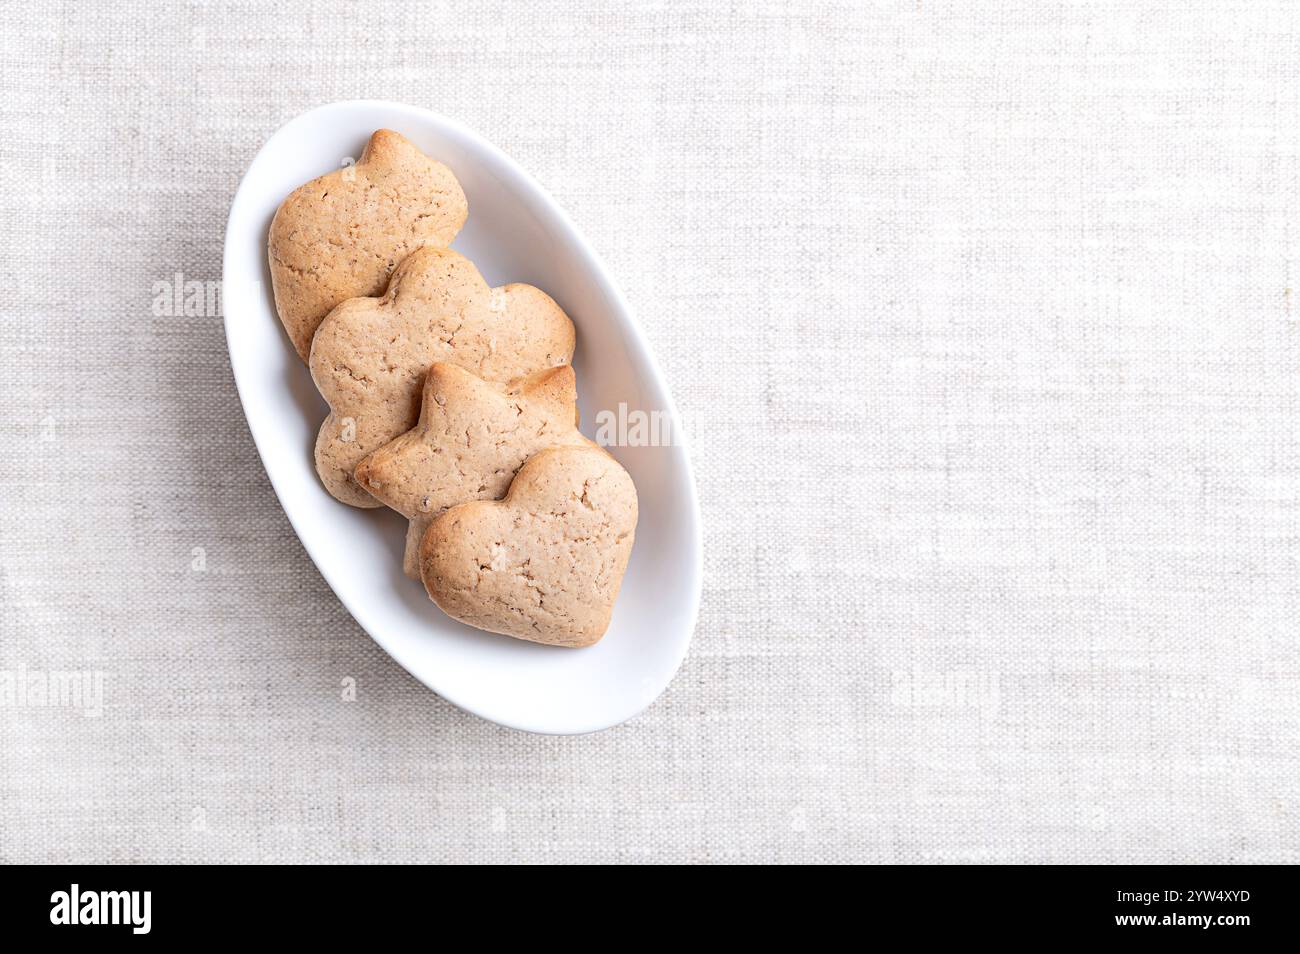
[1,1,1297,864]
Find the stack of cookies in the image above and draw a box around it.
[267,129,638,648]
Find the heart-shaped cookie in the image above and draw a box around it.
[354,362,594,578]
[420,445,638,648]
[309,246,576,507]
[268,129,468,361]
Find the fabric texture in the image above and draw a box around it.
[1,1,1297,864]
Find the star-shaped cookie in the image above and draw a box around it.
[268,129,468,361]
[354,362,594,578]
[309,245,576,507]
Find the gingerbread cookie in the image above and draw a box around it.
[354,363,593,577]
[268,129,468,361]
[309,246,576,507]
[419,445,638,648]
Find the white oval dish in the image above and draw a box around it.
[222,101,702,734]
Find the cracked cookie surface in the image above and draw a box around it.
[309,246,576,507]
[355,363,593,577]
[268,128,468,361]
[420,445,638,647]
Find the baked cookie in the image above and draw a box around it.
[310,246,576,507]
[420,446,638,648]
[268,129,468,361]
[354,363,594,578]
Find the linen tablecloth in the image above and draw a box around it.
[0,1,1296,863]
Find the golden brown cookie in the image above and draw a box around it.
[354,363,594,578]
[420,446,638,648]
[268,129,468,361]
[309,246,576,507]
